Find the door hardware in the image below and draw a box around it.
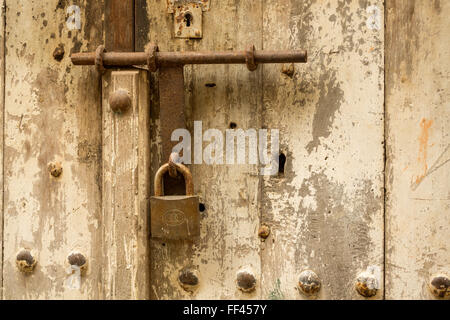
[71,44,307,234]
[71,44,307,196]
[151,161,200,239]
[71,44,307,71]
[167,0,211,39]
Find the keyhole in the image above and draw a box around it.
[278,153,286,175]
[184,13,192,27]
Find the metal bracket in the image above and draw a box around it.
[71,44,307,194]
[167,0,211,39]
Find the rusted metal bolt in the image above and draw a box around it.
[53,45,65,61]
[236,268,256,293]
[178,268,200,292]
[281,63,295,77]
[258,224,270,240]
[429,275,450,298]
[16,249,37,273]
[67,252,88,273]
[298,270,321,296]
[48,162,62,178]
[109,89,131,114]
[355,271,379,298]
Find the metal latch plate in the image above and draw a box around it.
[167,0,210,13]
[167,0,210,39]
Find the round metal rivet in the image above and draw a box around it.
[67,251,88,273]
[16,249,37,273]
[298,270,321,296]
[109,89,131,114]
[258,224,270,240]
[48,162,62,178]
[53,45,65,61]
[429,275,450,299]
[236,269,256,293]
[178,268,199,292]
[281,63,294,77]
[355,272,379,298]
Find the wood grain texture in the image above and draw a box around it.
[105,0,135,51]
[137,0,385,300]
[139,0,263,299]
[0,0,4,299]
[385,0,450,300]
[102,70,150,299]
[135,0,149,52]
[260,0,385,300]
[2,0,103,299]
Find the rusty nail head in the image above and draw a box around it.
[109,89,131,114]
[429,275,450,299]
[48,162,63,178]
[16,249,37,273]
[281,63,295,77]
[355,272,379,298]
[236,269,256,293]
[53,45,65,61]
[178,268,200,292]
[68,251,87,271]
[298,270,321,297]
[258,224,270,240]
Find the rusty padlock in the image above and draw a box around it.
[150,162,200,239]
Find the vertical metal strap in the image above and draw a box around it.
[159,66,187,195]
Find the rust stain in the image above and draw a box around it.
[412,118,433,188]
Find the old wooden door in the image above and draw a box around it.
[0,1,448,300]
[141,0,386,300]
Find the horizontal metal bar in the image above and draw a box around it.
[71,50,307,67]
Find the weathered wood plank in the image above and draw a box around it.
[138,0,263,299]
[186,0,263,299]
[261,0,385,299]
[385,1,450,300]
[102,70,150,299]
[135,0,149,52]
[2,0,103,299]
[0,0,4,300]
[105,0,135,52]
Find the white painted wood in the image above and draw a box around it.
[260,0,385,300]
[386,1,450,300]
[0,0,4,299]
[102,70,150,299]
[144,0,263,299]
[2,0,103,299]
[142,0,385,300]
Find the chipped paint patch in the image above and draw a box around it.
[412,118,433,190]
[366,5,382,30]
[305,70,344,154]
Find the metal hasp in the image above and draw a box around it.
[167,0,211,39]
[71,44,307,194]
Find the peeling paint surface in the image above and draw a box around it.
[385,1,450,300]
[0,0,447,300]
[2,0,103,299]
[143,0,384,299]
[260,0,384,300]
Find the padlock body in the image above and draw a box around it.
[150,195,200,239]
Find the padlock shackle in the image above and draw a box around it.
[154,163,194,196]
